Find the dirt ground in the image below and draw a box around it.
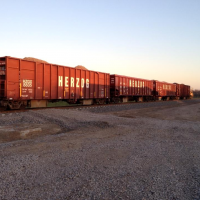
[0,99,200,200]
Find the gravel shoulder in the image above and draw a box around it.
[0,99,200,200]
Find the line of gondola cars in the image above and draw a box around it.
[0,56,190,109]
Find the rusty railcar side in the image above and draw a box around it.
[0,56,110,109]
[186,85,191,98]
[153,80,176,100]
[180,84,190,99]
[110,74,154,102]
[183,85,190,99]
[174,83,181,99]
[0,57,6,100]
[174,83,190,99]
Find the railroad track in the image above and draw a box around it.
[1,99,197,114]
[0,101,139,114]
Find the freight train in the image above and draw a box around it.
[0,56,190,110]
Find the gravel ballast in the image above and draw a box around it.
[0,99,200,200]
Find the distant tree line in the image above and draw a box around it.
[193,90,200,98]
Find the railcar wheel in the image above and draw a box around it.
[99,99,105,105]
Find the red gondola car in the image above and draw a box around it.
[0,56,110,109]
[110,74,154,102]
[175,83,190,99]
[153,80,176,100]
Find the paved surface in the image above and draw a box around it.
[0,99,200,200]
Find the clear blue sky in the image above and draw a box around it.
[1,0,200,89]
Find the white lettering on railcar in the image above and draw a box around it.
[76,78,80,88]
[28,89,32,93]
[23,80,32,87]
[58,76,63,87]
[81,78,84,88]
[65,77,69,87]
[71,77,74,87]
[58,76,90,88]
[86,79,89,88]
